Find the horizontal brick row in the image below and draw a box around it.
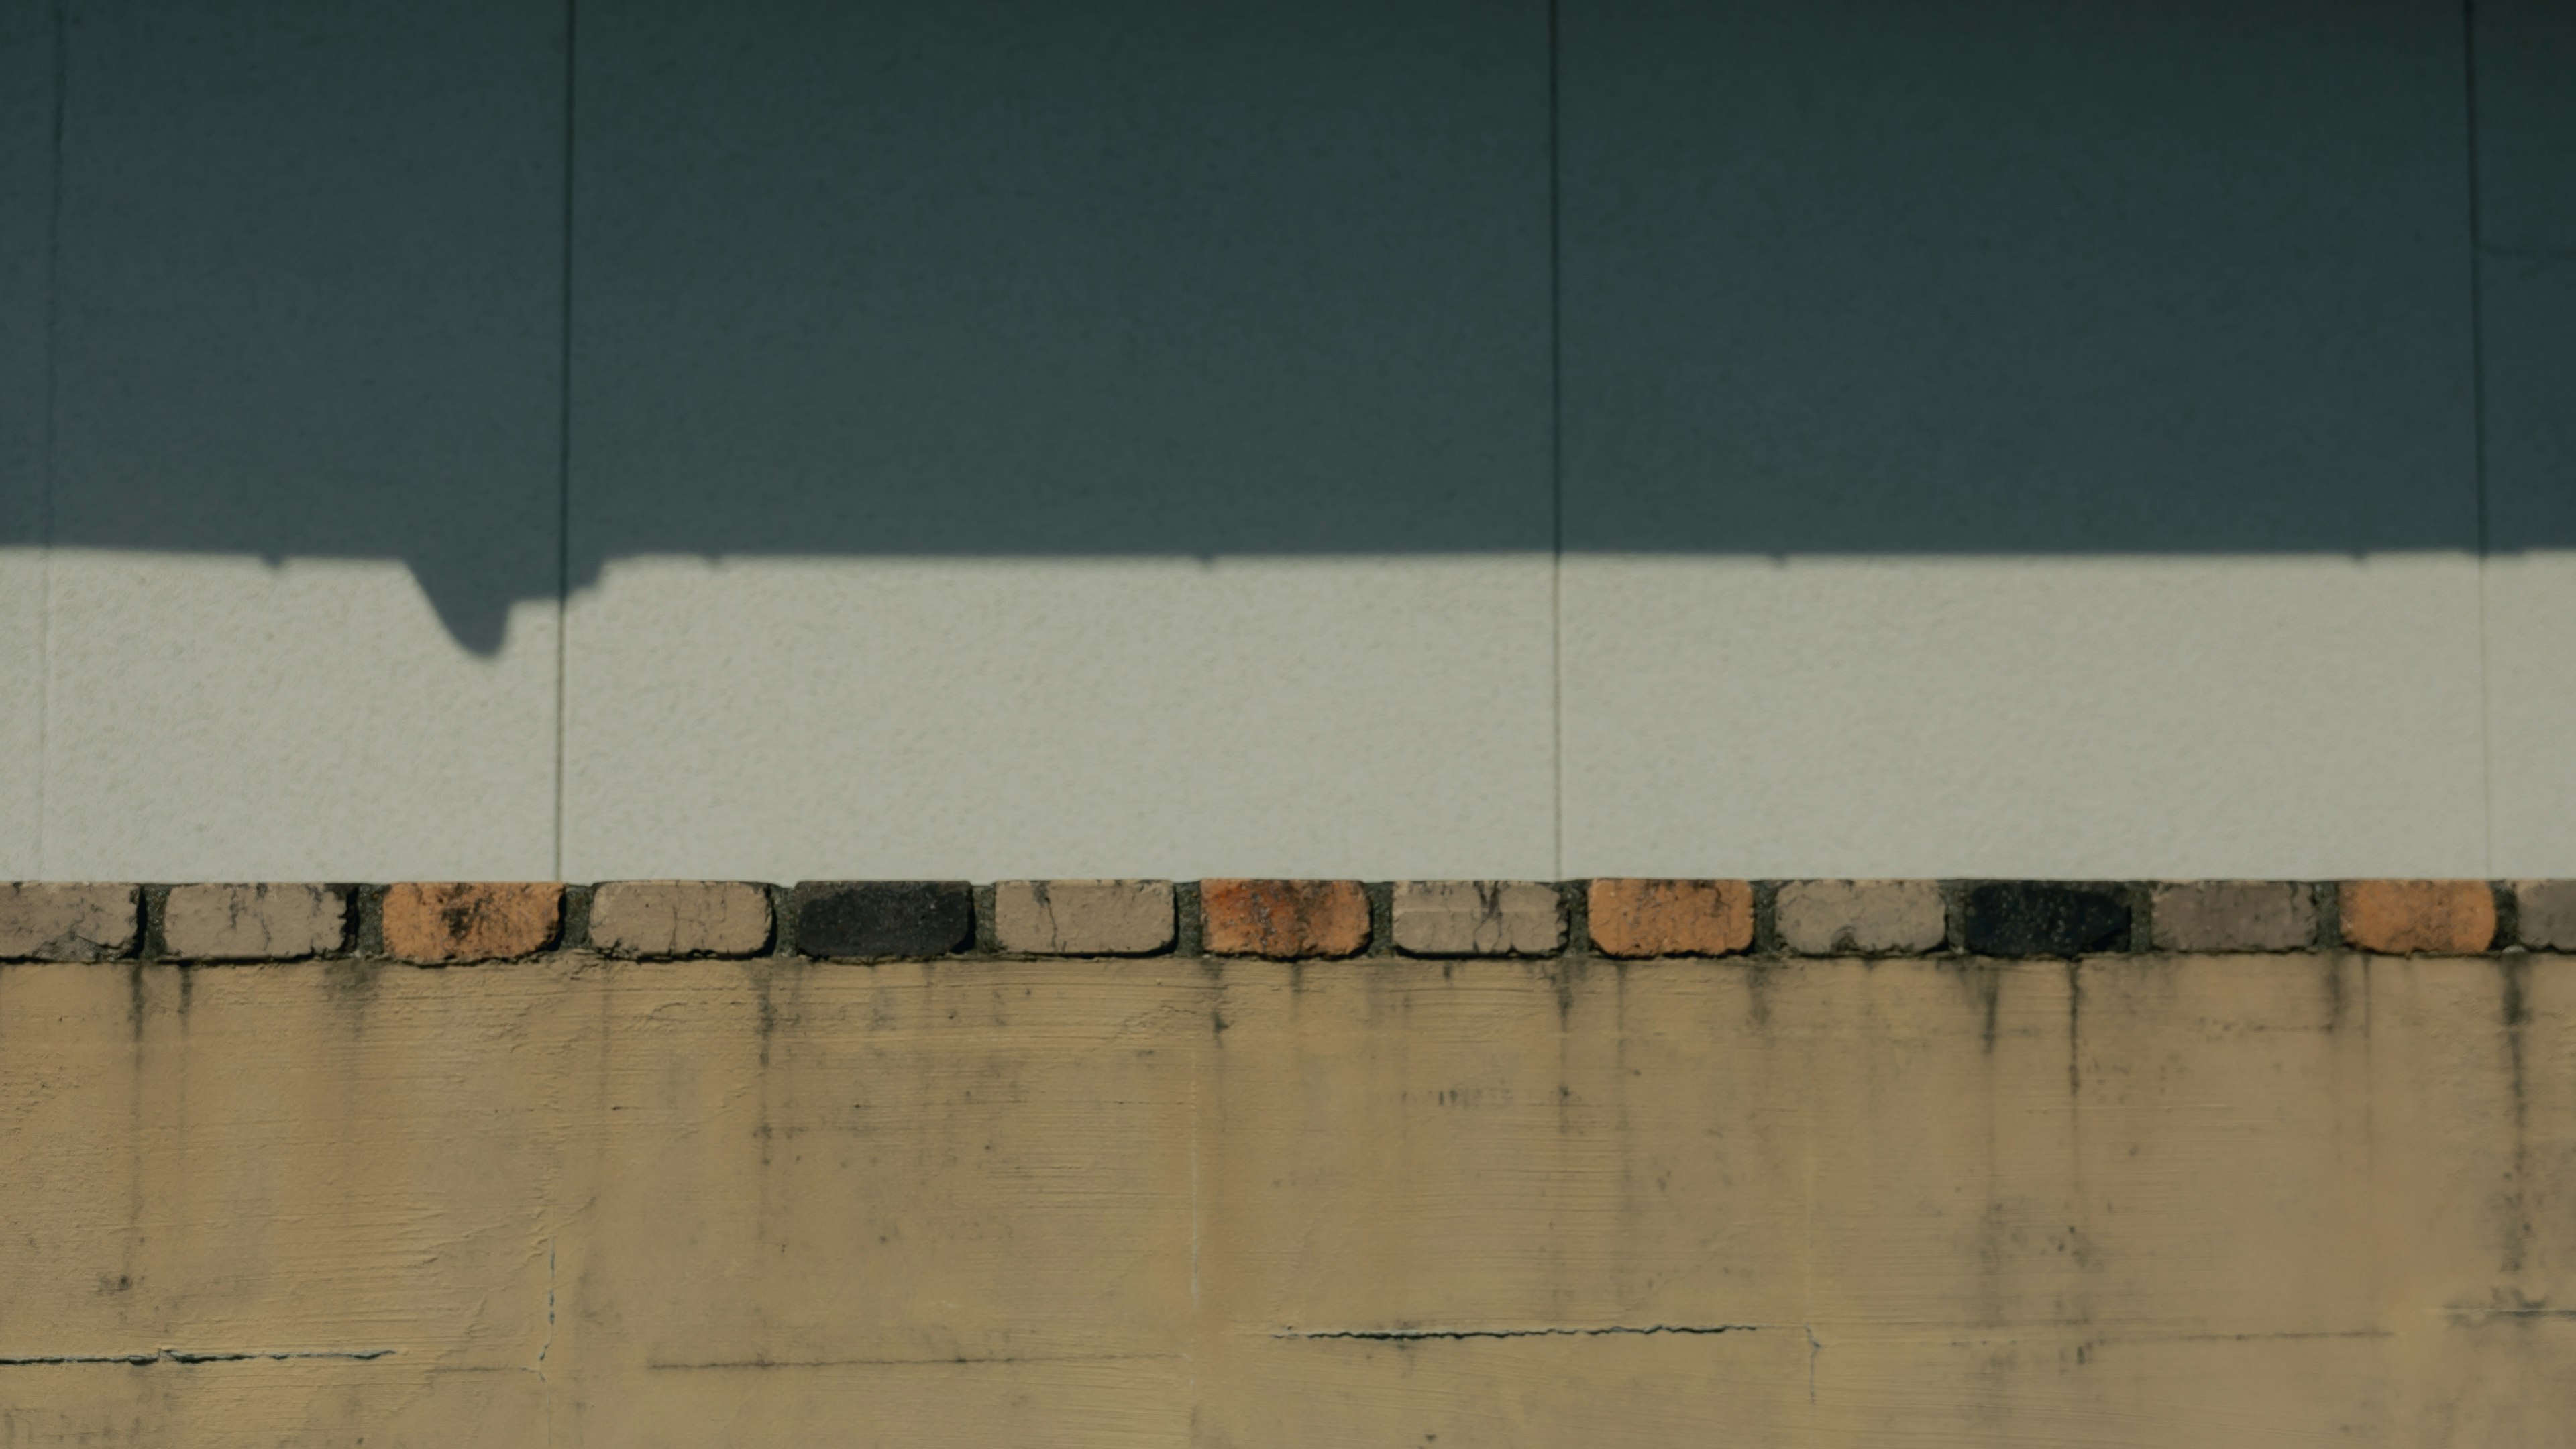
[3,878,2573,965]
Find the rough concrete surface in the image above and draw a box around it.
[2,950,2567,1445]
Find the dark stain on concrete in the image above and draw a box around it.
[2498,955,2532,1276]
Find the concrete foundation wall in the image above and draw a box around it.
[3,946,2570,1445]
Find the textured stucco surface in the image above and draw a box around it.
[1,951,2569,1445]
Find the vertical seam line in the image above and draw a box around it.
[552,0,578,882]
[1547,0,1565,881]
[36,0,68,877]
[2463,0,2496,876]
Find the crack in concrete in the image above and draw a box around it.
[647,1352,1184,1371]
[0,1349,395,1366]
[1274,1324,1758,1341]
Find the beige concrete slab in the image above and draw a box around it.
[0,961,578,1364]
[5,951,2571,1443]
[1200,961,1810,1336]
[0,1360,547,1448]
[1801,957,2380,1340]
[2364,957,2576,1314]
[1195,1331,1811,1448]
[565,960,1199,1368]
[1808,1333,2402,1446]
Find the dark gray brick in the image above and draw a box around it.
[791,881,973,959]
[1962,882,2131,957]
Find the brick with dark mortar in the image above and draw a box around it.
[2148,881,2316,953]
[590,881,773,958]
[2339,880,2496,955]
[1587,879,1753,957]
[1776,880,1947,955]
[1392,881,1565,957]
[164,883,349,961]
[791,881,973,959]
[0,882,140,961]
[1201,879,1370,959]
[993,880,1174,956]
[2514,881,2576,952]
[382,883,563,963]
[1961,882,2131,957]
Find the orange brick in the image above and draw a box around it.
[1201,879,1368,959]
[2339,879,2496,955]
[1587,879,1754,958]
[383,882,564,963]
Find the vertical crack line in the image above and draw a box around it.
[1805,1325,1819,1406]
[1546,0,1566,881]
[2463,0,2497,875]
[551,0,579,881]
[36,0,67,877]
[537,1235,556,1377]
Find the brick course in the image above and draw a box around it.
[2339,881,2496,955]
[1587,879,1752,957]
[383,883,563,963]
[0,877,2565,965]
[164,883,348,961]
[1201,879,1369,959]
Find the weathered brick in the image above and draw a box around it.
[1961,881,2130,957]
[589,881,773,959]
[383,882,563,963]
[1201,879,1369,959]
[2340,880,2496,955]
[2514,881,2576,952]
[994,880,1173,956]
[164,883,348,961]
[1391,881,1564,957]
[2149,881,2317,953]
[0,883,140,961]
[790,881,972,959]
[1587,879,1752,958]
[1776,879,1948,955]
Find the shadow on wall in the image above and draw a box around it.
[4,0,2570,651]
